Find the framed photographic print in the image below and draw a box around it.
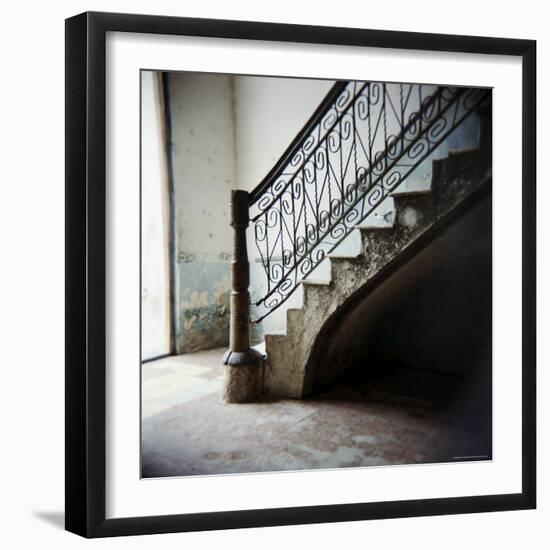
[65,11,536,538]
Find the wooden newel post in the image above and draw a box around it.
[229,190,251,353]
[222,190,264,403]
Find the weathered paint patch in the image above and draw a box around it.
[175,260,231,353]
[402,206,420,228]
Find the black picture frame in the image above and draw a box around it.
[65,11,536,538]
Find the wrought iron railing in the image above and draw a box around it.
[248,81,490,322]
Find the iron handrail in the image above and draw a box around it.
[248,81,489,322]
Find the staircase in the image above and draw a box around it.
[262,147,491,397]
[222,79,491,403]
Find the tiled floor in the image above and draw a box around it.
[141,348,491,478]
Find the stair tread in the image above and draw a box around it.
[448,147,480,159]
[391,188,432,197]
[358,224,395,230]
[264,332,287,339]
[328,255,364,264]
[327,253,361,259]
[302,278,331,286]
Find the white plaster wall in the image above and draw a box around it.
[169,72,236,256]
[233,76,334,193]
[141,71,171,360]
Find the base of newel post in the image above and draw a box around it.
[222,348,266,403]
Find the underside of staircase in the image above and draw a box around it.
[261,146,492,399]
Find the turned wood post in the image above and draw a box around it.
[229,190,251,352]
[222,190,264,403]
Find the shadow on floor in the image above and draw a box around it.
[32,510,65,530]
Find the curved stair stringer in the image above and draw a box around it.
[262,148,492,399]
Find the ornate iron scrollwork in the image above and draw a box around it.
[248,81,490,322]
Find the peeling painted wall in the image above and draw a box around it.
[168,73,236,353]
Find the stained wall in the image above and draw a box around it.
[168,73,236,353]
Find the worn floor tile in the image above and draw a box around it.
[142,347,491,477]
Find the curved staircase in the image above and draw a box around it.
[262,147,491,398]
[223,79,491,403]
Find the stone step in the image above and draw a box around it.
[302,278,333,309]
[359,225,398,259]
[286,308,303,330]
[264,333,287,348]
[391,187,432,198]
[393,193,435,230]
[301,278,331,286]
[431,148,489,214]
[328,256,370,298]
